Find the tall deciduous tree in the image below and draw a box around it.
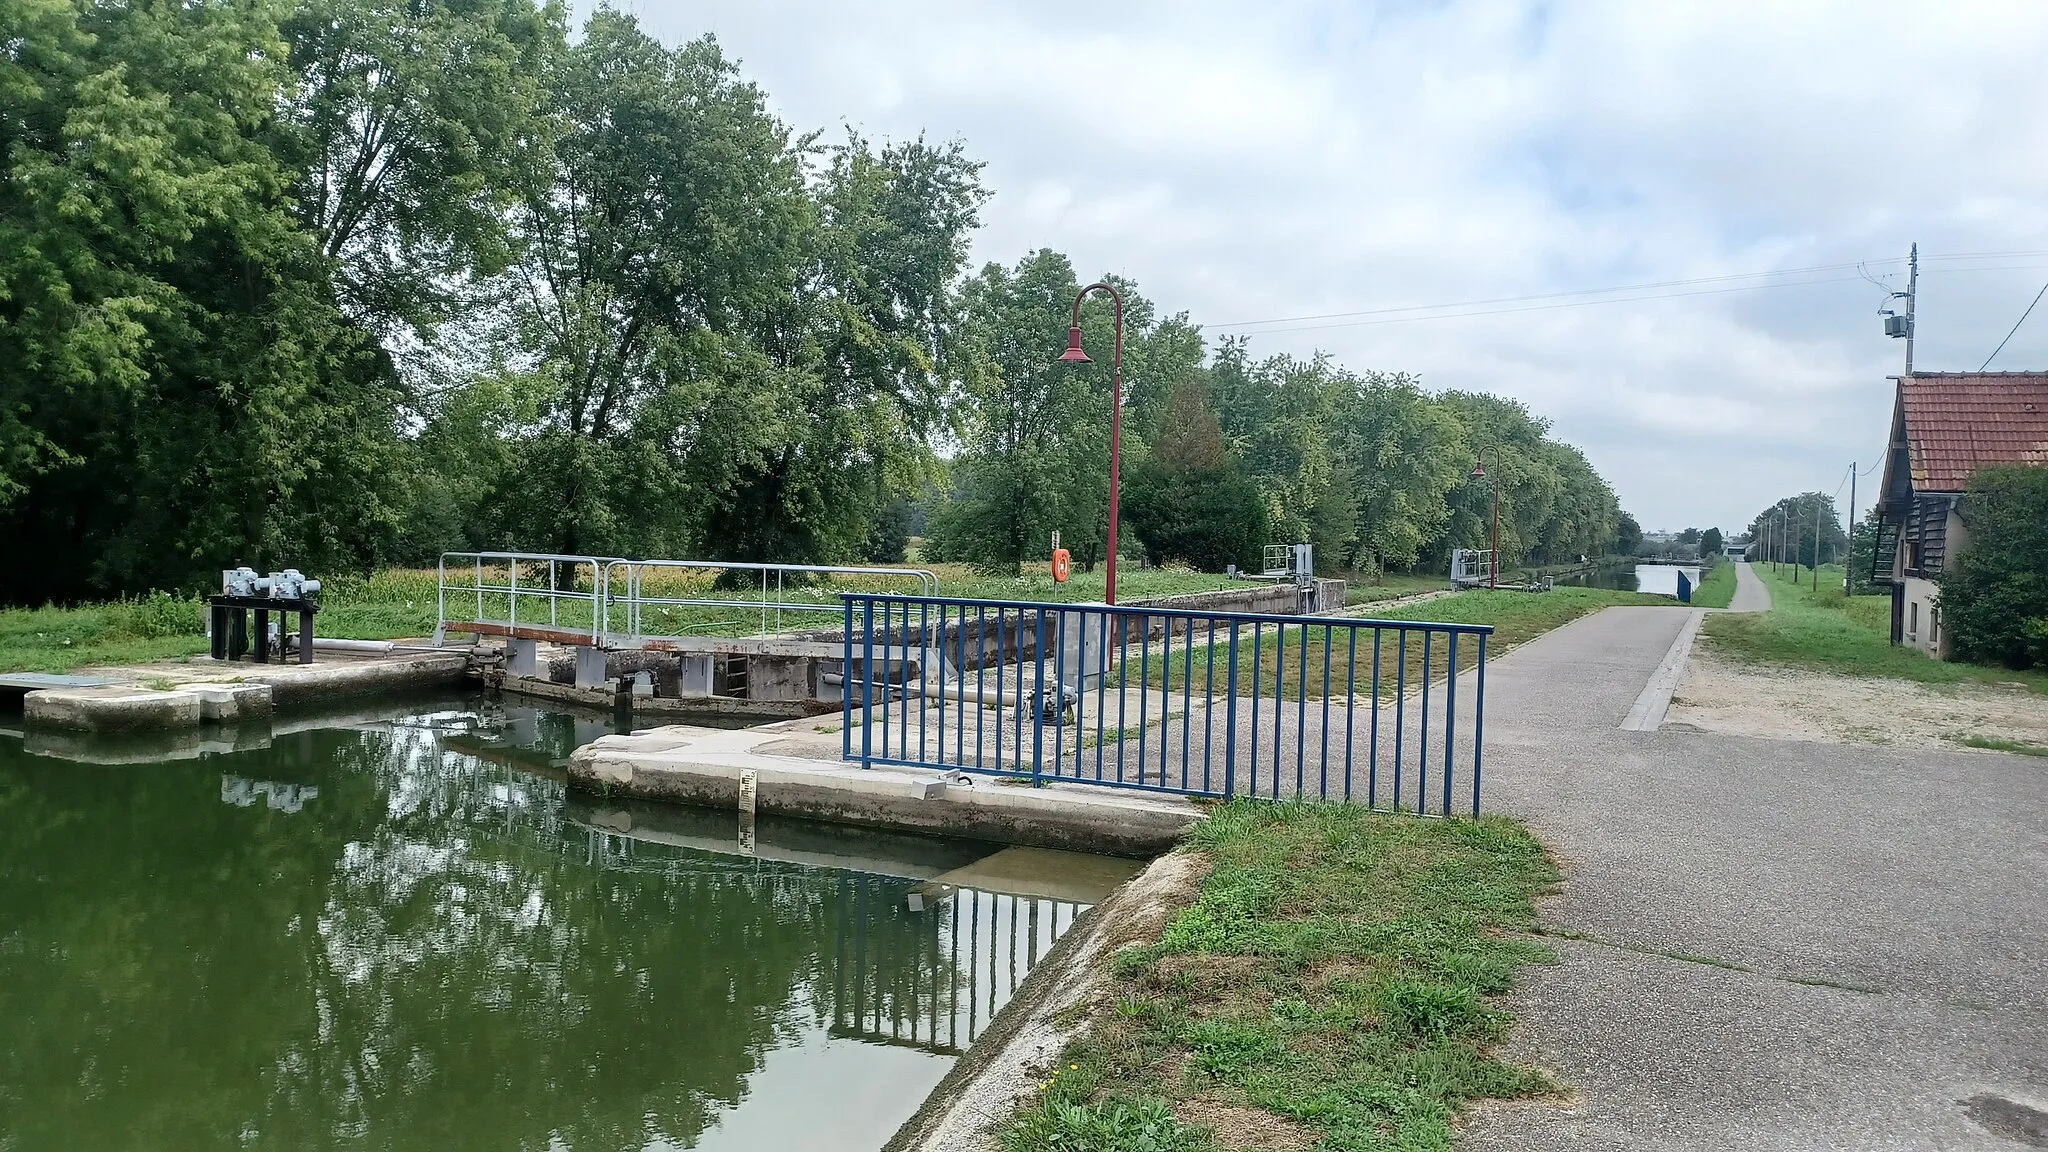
[273,0,559,345]
[1122,378,1265,571]
[0,0,405,601]
[927,252,1195,574]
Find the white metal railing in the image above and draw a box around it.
[601,559,938,641]
[435,552,619,646]
[1450,548,1497,588]
[433,552,939,647]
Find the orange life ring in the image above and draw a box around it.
[1051,548,1072,583]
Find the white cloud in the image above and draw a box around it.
[611,0,2048,531]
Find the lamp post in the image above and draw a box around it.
[1469,446,1505,589]
[1055,282,1125,605]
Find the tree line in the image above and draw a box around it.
[1,0,1627,604]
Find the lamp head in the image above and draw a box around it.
[1058,326,1092,364]
[1470,460,1486,481]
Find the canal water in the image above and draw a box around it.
[1555,562,1703,597]
[0,697,1131,1151]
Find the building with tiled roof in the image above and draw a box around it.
[1876,371,2048,657]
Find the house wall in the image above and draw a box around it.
[1900,576,1948,658]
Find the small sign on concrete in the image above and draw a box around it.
[737,767,757,816]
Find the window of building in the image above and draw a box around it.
[1909,601,1919,640]
[1932,607,1941,646]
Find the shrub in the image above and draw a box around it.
[121,591,204,640]
[1939,465,2048,668]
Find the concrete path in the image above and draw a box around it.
[1729,560,1773,613]
[1463,606,2048,1151]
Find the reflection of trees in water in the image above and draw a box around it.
[0,709,1083,1152]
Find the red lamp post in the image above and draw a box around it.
[1056,282,1125,605]
[1470,446,1505,589]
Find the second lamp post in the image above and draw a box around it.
[1056,282,1126,605]
[1471,446,1506,589]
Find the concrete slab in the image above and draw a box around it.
[568,724,1202,857]
[189,682,272,722]
[24,686,203,732]
[0,672,110,691]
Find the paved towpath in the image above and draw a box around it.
[1728,560,1773,612]
[1462,606,2048,1151]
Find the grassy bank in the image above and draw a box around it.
[1687,559,1736,609]
[998,802,1557,1152]
[1344,573,1445,606]
[1127,586,1673,700]
[1702,563,2048,694]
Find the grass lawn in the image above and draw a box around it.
[1344,573,1445,606]
[1702,563,2048,695]
[998,802,1558,1152]
[1123,586,1674,700]
[1687,559,1736,609]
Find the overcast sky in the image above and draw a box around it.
[615,0,2048,532]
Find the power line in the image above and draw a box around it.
[1211,274,1878,336]
[1207,249,2048,335]
[1209,259,1890,329]
[1978,278,2048,370]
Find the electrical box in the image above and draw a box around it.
[1884,314,1911,338]
[222,567,269,598]
[268,569,322,603]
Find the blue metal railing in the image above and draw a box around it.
[839,594,1493,815]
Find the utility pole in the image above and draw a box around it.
[1904,243,1918,375]
[1845,464,1856,595]
[1812,496,1821,592]
[1885,243,1919,373]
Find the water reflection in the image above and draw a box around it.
[1555,562,1703,597]
[0,697,1115,1152]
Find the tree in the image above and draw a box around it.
[1745,493,1847,569]
[1122,379,1265,571]
[1614,513,1644,557]
[0,0,407,601]
[272,0,558,346]
[1700,527,1723,557]
[1327,370,1467,574]
[1938,466,2048,668]
[926,253,1194,574]
[1679,527,1701,546]
[1846,506,1885,594]
[694,130,985,566]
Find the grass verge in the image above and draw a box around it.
[1687,559,1736,610]
[999,802,1559,1152]
[1701,564,2048,695]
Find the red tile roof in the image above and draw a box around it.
[1899,372,2048,491]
